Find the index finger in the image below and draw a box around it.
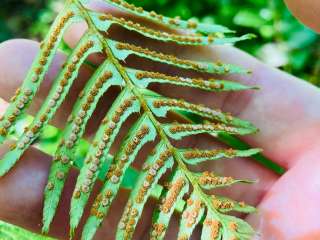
[284,0,320,33]
[207,46,320,170]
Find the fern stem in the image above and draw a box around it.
[76,0,285,177]
[7,113,172,204]
[74,0,225,223]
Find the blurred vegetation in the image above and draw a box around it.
[0,0,319,84]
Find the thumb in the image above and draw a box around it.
[284,0,320,33]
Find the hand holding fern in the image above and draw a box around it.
[0,1,320,239]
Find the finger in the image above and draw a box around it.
[246,147,320,239]
[181,134,278,207]
[284,0,320,33]
[0,39,124,137]
[0,39,90,128]
[0,141,74,239]
[211,47,320,169]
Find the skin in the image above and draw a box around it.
[284,0,320,33]
[0,1,319,239]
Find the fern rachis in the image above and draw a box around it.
[0,0,264,239]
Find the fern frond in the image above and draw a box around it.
[0,33,101,177]
[177,193,205,240]
[163,122,256,140]
[201,211,222,240]
[108,40,249,74]
[127,68,256,91]
[142,91,256,129]
[0,6,78,143]
[180,148,261,165]
[0,0,265,239]
[97,0,233,34]
[42,59,122,232]
[90,12,254,46]
[150,169,189,240]
[115,141,174,240]
[211,195,255,214]
[70,113,157,233]
[194,171,255,190]
[0,220,54,240]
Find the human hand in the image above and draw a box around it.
[284,0,320,33]
[0,1,320,240]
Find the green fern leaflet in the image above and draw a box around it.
[0,0,262,239]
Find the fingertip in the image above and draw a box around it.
[64,22,88,49]
[84,0,120,13]
[284,0,320,33]
[247,149,320,239]
[0,39,66,102]
[0,38,37,51]
[0,98,8,117]
[0,39,39,100]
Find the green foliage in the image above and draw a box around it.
[1,0,319,82]
[0,0,55,41]
[0,220,54,240]
[0,0,283,239]
[127,0,320,83]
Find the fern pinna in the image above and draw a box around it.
[0,0,261,239]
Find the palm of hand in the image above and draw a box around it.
[0,4,320,240]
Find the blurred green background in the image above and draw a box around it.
[0,0,319,84]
